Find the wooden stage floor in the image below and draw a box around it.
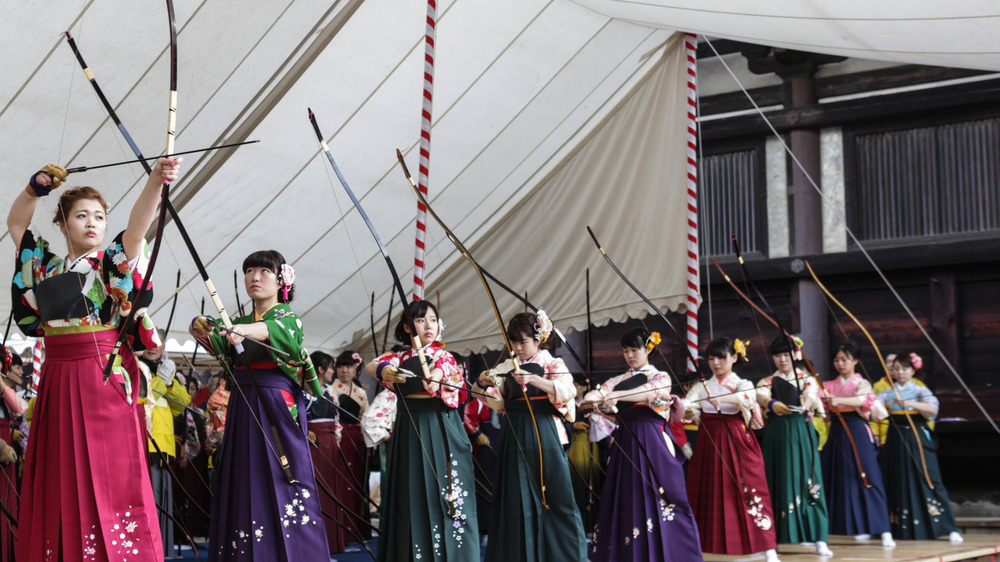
[703,535,1000,561]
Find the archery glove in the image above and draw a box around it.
[191,315,214,338]
[0,445,16,464]
[27,164,68,197]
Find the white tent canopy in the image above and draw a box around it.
[2,1,998,357]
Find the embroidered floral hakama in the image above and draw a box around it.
[374,345,479,562]
[685,374,777,555]
[757,371,829,544]
[876,382,959,539]
[12,231,162,562]
[585,367,700,562]
[195,305,328,560]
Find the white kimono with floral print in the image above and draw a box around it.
[479,349,576,444]
[684,372,763,430]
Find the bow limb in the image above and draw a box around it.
[713,256,869,489]
[804,261,935,489]
[65,18,298,484]
[308,110,459,517]
[395,149,551,509]
[163,269,182,335]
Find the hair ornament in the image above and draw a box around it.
[279,263,296,301]
[534,309,553,344]
[436,318,446,342]
[792,335,804,361]
[645,332,661,351]
[733,338,750,362]
[351,352,363,366]
[909,352,923,370]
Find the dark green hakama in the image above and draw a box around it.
[879,414,958,539]
[377,397,479,561]
[485,399,586,562]
[760,412,829,544]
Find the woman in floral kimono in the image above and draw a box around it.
[877,353,962,542]
[8,158,180,561]
[821,341,893,546]
[364,299,478,561]
[585,328,701,562]
[331,350,370,542]
[756,336,830,556]
[190,250,328,560]
[471,311,586,562]
[685,337,778,562]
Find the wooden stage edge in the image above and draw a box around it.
[703,534,1000,561]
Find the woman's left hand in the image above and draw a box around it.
[512,370,536,388]
[153,156,183,184]
[224,328,245,347]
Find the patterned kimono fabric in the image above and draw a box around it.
[821,374,891,536]
[587,367,702,562]
[375,343,479,562]
[685,373,777,555]
[199,305,329,561]
[482,351,586,562]
[876,381,959,539]
[13,231,162,562]
[758,371,829,544]
[332,381,371,541]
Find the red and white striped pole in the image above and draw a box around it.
[31,339,43,392]
[412,0,437,301]
[684,33,700,372]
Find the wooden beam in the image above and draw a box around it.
[699,78,1000,141]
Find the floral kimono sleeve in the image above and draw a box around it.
[260,306,321,397]
[429,350,461,408]
[542,356,576,422]
[11,229,61,336]
[683,383,706,424]
[102,232,159,350]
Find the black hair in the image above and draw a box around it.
[333,350,364,387]
[310,351,335,373]
[335,350,360,368]
[242,250,295,303]
[769,335,794,356]
[506,312,557,349]
[7,351,22,367]
[705,337,740,361]
[620,327,650,350]
[892,352,926,381]
[835,341,861,361]
[393,299,440,344]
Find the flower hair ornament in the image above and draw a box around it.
[909,352,923,370]
[792,335,804,362]
[435,318,446,342]
[351,352,363,366]
[534,309,553,344]
[645,332,661,351]
[279,263,296,301]
[733,338,750,362]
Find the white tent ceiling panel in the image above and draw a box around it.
[6,0,998,360]
[572,1,1000,71]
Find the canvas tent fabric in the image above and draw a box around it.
[355,33,692,355]
[2,1,998,357]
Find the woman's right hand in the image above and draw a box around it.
[28,164,68,197]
